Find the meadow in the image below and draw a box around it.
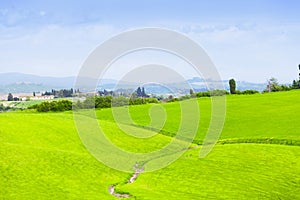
[0,90,299,199]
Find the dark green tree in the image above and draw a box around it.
[229,79,236,94]
[35,100,73,112]
[299,64,300,79]
[7,93,13,101]
[267,77,279,92]
[142,87,146,97]
[136,87,142,97]
[189,89,194,95]
[292,80,298,89]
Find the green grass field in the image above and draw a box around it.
[96,90,300,143]
[1,97,73,110]
[1,90,300,199]
[1,100,42,109]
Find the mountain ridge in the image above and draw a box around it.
[0,72,266,94]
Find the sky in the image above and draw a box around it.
[0,0,300,83]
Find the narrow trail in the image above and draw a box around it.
[108,146,198,199]
[108,164,144,198]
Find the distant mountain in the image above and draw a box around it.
[0,72,267,94]
[0,72,117,93]
[0,72,75,87]
[0,82,54,94]
[187,78,266,92]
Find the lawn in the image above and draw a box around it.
[0,90,299,199]
[95,90,300,143]
[118,144,300,199]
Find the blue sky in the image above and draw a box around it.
[0,0,300,83]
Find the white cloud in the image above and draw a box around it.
[180,23,300,83]
[0,20,299,84]
[39,11,46,17]
[0,23,122,77]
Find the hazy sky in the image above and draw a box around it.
[0,0,300,83]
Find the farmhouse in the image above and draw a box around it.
[30,95,55,100]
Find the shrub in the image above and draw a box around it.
[95,96,112,108]
[144,98,159,104]
[229,79,236,94]
[241,90,259,95]
[210,89,229,96]
[196,91,211,98]
[178,95,191,101]
[167,98,179,102]
[0,104,10,111]
[112,96,129,107]
[35,100,72,112]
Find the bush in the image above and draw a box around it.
[0,104,10,111]
[75,96,160,109]
[81,97,96,109]
[235,90,242,95]
[95,96,112,108]
[210,89,229,96]
[144,98,160,104]
[35,100,72,112]
[178,95,191,101]
[112,96,129,107]
[196,91,211,98]
[196,90,229,98]
[241,90,259,95]
[167,98,179,103]
[232,90,259,95]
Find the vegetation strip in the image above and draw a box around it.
[217,138,300,146]
[128,124,300,147]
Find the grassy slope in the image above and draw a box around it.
[0,112,128,199]
[97,90,300,199]
[96,90,300,142]
[222,90,300,141]
[119,144,300,199]
[0,90,300,199]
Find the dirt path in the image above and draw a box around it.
[108,164,144,198]
[108,185,130,198]
[108,146,198,198]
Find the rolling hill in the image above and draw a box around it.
[0,90,299,199]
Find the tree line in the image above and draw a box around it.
[229,77,300,94]
[28,100,72,112]
[264,77,300,92]
[29,96,160,112]
[18,74,300,112]
[42,88,77,98]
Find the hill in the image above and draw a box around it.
[0,72,266,94]
[0,90,299,199]
[0,72,116,93]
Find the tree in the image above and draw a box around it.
[142,87,146,97]
[35,100,73,112]
[292,64,300,89]
[267,77,279,92]
[7,93,13,101]
[168,95,174,100]
[136,87,142,97]
[189,89,194,95]
[33,92,36,97]
[292,80,297,88]
[292,79,300,89]
[299,64,300,79]
[229,79,236,94]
